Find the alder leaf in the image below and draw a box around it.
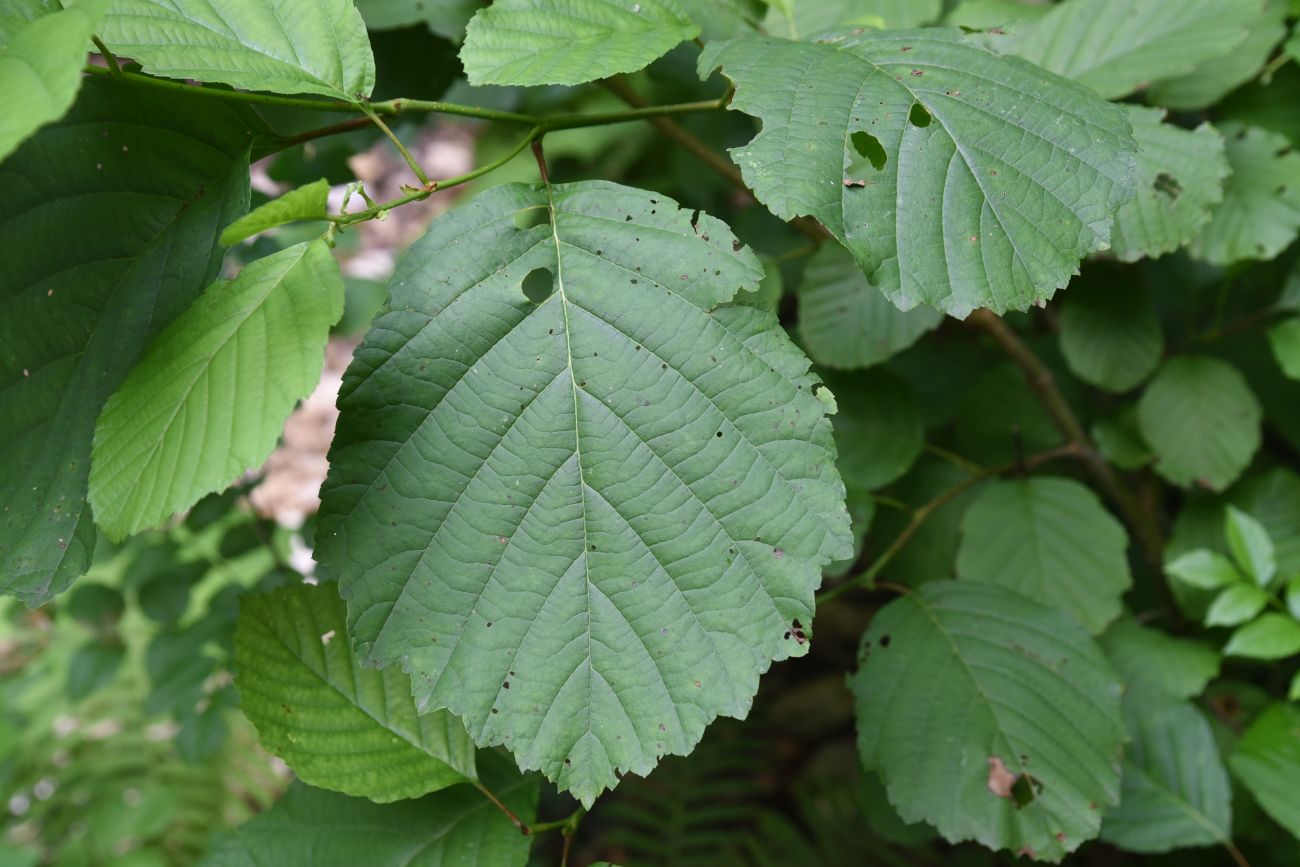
[460,0,699,86]
[316,181,852,807]
[220,179,331,245]
[1007,0,1259,100]
[1099,619,1220,702]
[0,0,99,161]
[956,477,1132,634]
[1109,107,1229,263]
[89,241,344,541]
[98,0,375,100]
[762,0,941,39]
[825,368,923,492]
[235,582,478,802]
[1058,273,1163,392]
[849,581,1125,861]
[796,244,942,370]
[1230,703,1300,839]
[0,77,252,606]
[700,29,1136,316]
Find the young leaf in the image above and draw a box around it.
[1267,317,1300,380]
[700,28,1136,316]
[1225,505,1276,587]
[849,581,1125,860]
[1007,0,1258,100]
[1058,275,1163,392]
[824,369,923,492]
[957,477,1131,634]
[1205,583,1270,627]
[220,179,331,245]
[1165,550,1245,591]
[0,0,99,161]
[796,245,941,370]
[200,768,536,866]
[0,78,252,607]
[459,0,699,86]
[1109,107,1229,263]
[316,181,852,807]
[1230,703,1300,839]
[1099,619,1220,702]
[98,0,375,100]
[1137,356,1261,491]
[235,582,478,802]
[1187,124,1300,265]
[1224,613,1300,659]
[89,240,344,541]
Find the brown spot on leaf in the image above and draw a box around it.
[987,756,1018,798]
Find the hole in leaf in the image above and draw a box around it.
[1153,172,1182,199]
[513,205,549,230]
[908,103,932,128]
[521,267,555,304]
[851,131,887,171]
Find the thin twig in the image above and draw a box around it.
[361,103,430,186]
[471,780,529,833]
[92,37,122,78]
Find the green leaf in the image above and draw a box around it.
[1230,703,1300,839]
[0,0,57,46]
[1058,275,1163,392]
[201,770,536,866]
[944,0,1050,30]
[317,181,852,807]
[354,0,479,41]
[1145,0,1290,110]
[0,0,99,161]
[235,582,477,802]
[459,0,699,86]
[825,368,922,492]
[956,477,1131,634]
[1267,316,1300,380]
[1099,619,1220,701]
[98,0,375,100]
[64,582,126,629]
[0,77,252,606]
[1007,0,1257,100]
[1205,583,1270,627]
[1109,107,1228,263]
[220,179,331,245]
[849,581,1125,860]
[763,0,940,39]
[1091,407,1152,470]
[796,245,941,370]
[1099,688,1232,852]
[1288,578,1300,619]
[88,241,343,540]
[1137,356,1261,491]
[700,29,1136,316]
[66,641,126,700]
[1225,505,1276,587]
[1166,550,1246,591]
[1235,468,1300,580]
[1224,613,1300,659]
[1188,124,1300,265]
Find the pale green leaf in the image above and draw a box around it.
[0,78,252,606]
[1224,613,1300,659]
[1110,107,1228,263]
[98,0,376,100]
[1137,356,1261,491]
[221,179,331,245]
[700,29,1136,316]
[762,0,940,39]
[850,581,1125,861]
[235,582,477,802]
[1099,619,1220,701]
[460,0,699,86]
[796,245,941,370]
[89,241,344,540]
[1145,0,1289,110]
[1205,583,1270,627]
[1233,469,1300,579]
[1225,505,1276,587]
[825,368,922,492]
[1008,0,1258,100]
[316,181,852,807]
[200,769,536,866]
[1091,407,1152,470]
[1187,124,1300,265]
[944,0,1050,30]
[1289,578,1300,619]
[354,0,479,40]
[1058,275,1162,391]
[0,0,58,46]
[1267,316,1300,380]
[956,477,1131,634]
[1166,550,1246,591]
[1230,703,1300,839]
[0,0,98,161]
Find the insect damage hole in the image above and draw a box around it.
[513,204,550,230]
[521,266,555,304]
[908,103,932,128]
[850,131,888,172]
[1153,172,1182,199]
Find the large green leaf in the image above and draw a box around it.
[459,0,698,86]
[1007,0,1259,100]
[0,78,252,606]
[700,29,1135,317]
[0,0,98,161]
[956,477,1131,634]
[88,241,344,540]
[1137,356,1261,491]
[796,245,941,370]
[235,582,477,802]
[1187,124,1300,265]
[0,0,58,45]
[1109,107,1228,263]
[850,581,1125,861]
[201,769,536,866]
[1230,703,1300,839]
[317,181,852,807]
[98,0,375,100]
[762,0,941,38]
[825,368,922,492]
[1058,273,1162,392]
